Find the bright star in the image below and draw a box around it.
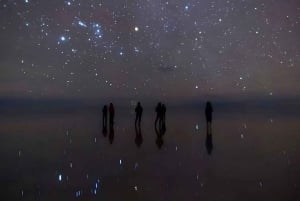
[60,36,66,41]
[78,21,87,27]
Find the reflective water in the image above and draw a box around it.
[0,105,299,200]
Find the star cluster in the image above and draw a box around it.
[0,0,299,100]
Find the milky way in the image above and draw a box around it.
[0,0,299,100]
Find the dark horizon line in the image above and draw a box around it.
[1,95,300,106]
[1,95,300,116]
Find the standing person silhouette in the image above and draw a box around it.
[109,103,115,127]
[135,102,143,125]
[102,105,108,136]
[205,101,213,134]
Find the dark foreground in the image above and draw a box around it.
[0,105,299,201]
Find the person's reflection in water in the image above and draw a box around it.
[155,102,162,127]
[135,123,143,147]
[155,119,166,149]
[102,105,108,137]
[205,101,213,154]
[109,123,114,144]
[206,127,213,154]
[135,102,143,126]
[109,103,115,127]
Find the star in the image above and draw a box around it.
[60,36,66,41]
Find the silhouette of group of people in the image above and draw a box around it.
[102,103,115,144]
[101,101,214,153]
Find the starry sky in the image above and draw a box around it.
[0,0,299,101]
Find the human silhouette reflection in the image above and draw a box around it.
[109,123,114,144]
[155,102,162,126]
[205,101,213,154]
[206,127,213,154]
[135,123,143,147]
[135,102,143,126]
[102,105,108,137]
[155,121,166,149]
[109,103,115,127]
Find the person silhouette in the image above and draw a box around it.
[205,101,213,133]
[135,102,143,126]
[109,103,115,126]
[155,102,162,127]
[102,105,108,136]
[135,123,143,147]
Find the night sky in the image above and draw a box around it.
[0,0,299,101]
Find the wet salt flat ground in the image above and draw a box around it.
[0,105,299,201]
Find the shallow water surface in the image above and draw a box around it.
[0,106,299,200]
